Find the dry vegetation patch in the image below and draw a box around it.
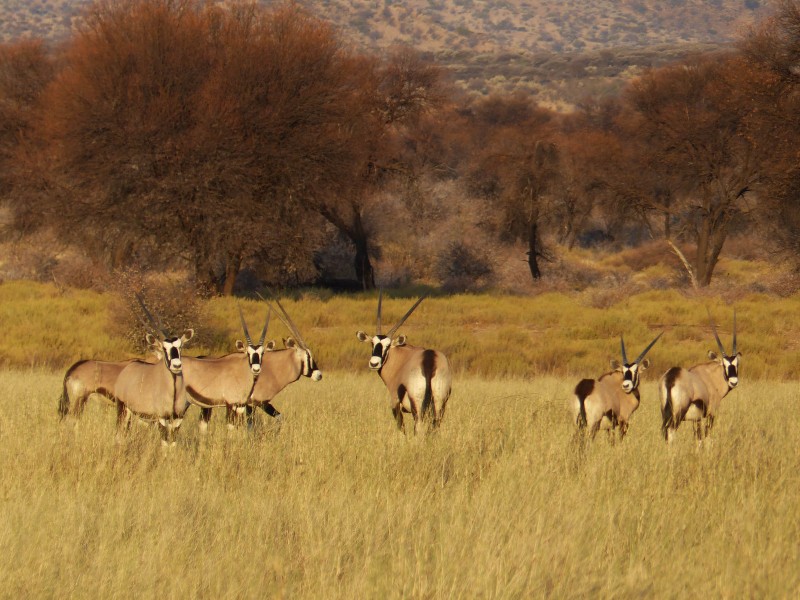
[1,370,798,597]
[2,279,800,380]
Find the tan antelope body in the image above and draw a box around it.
[58,358,139,418]
[660,310,740,443]
[183,306,275,432]
[247,341,322,414]
[357,292,452,434]
[242,294,322,427]
[572,333,662,442]
[114,295,194,445]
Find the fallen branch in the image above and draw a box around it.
[666,239,698,290]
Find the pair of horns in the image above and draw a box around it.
[257,290,308,351]
[620,331,663,365]
[238,304,270,347]
[376,288,428,338]
[708,308,737,357]
[135,293,170,340]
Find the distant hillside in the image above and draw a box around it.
[0,0,768,107]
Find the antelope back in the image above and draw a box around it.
[181,354,254,406]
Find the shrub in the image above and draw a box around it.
[108,268,213,354]
[436,241,495,292]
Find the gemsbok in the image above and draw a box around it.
[356,290,452,434]
[571,332,663,442]
[241,293,323,428]
[659,309,740,443]
[114,295,194,445]
[59,358,142,419]
[182,305,275,433]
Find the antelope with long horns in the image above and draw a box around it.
[114,295,194,445]
[59,358,143,420]
[572,332,663,442]
[659,309,741,443]
[357,291,452,434]
[182,305,275,433]
[236,292,322,428]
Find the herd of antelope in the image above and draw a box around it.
[58,290,740,447]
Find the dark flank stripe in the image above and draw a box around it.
[397,383,407,401]
[186,385,221,408]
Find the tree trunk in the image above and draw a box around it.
[351,212,375,291]
[694,211,728,287]
[193,249,222,295]
[221,254,241,296]
[354,236,375,291]
[527,220,542,280]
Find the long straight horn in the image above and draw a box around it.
[634,331,663,364]
[258,290,306,349]
[387,293,428,338]
[238,303,253,346]
[259,307,271,346]
[620,334,628,365]
[732,308,737,355]
[135,293,166,339]
[707,308,727,356]
[376,288,383,335]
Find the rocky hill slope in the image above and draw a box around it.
[0,0,767,107]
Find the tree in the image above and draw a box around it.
[466,93,558,280]
[0,40,54,202]
[740,1,800,265]
[623,53,768,286]
[301,45,448,290]
[11,1,364,293]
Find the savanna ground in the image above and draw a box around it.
[1,277,800,598]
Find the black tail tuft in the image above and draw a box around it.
[421,350,436,418]
[661,367,680,440]
[58,379,69,419]
[574,379,594,429]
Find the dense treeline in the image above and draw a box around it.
[1,0,800,294]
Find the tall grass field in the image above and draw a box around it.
[2,372,799,598]
[1,281,799,597]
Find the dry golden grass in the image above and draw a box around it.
[2,369,799,598]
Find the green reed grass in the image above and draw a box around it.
[1,370,798,598]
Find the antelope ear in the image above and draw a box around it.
[285,337,297,349]
[265,340,276,351]
[145,333,158,346]
[610,359,621,370]
[393,335,407,347]
[708,351,719,361]
[235,340,246,352]
[182,329,194,343]
[356,331,370,343]
[640,358,650,370]
[735,352,743,359]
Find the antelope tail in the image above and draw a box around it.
[58,377,69,419]
[661,367,679,440]
[421,350,436,419]
[574,379,593,429]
